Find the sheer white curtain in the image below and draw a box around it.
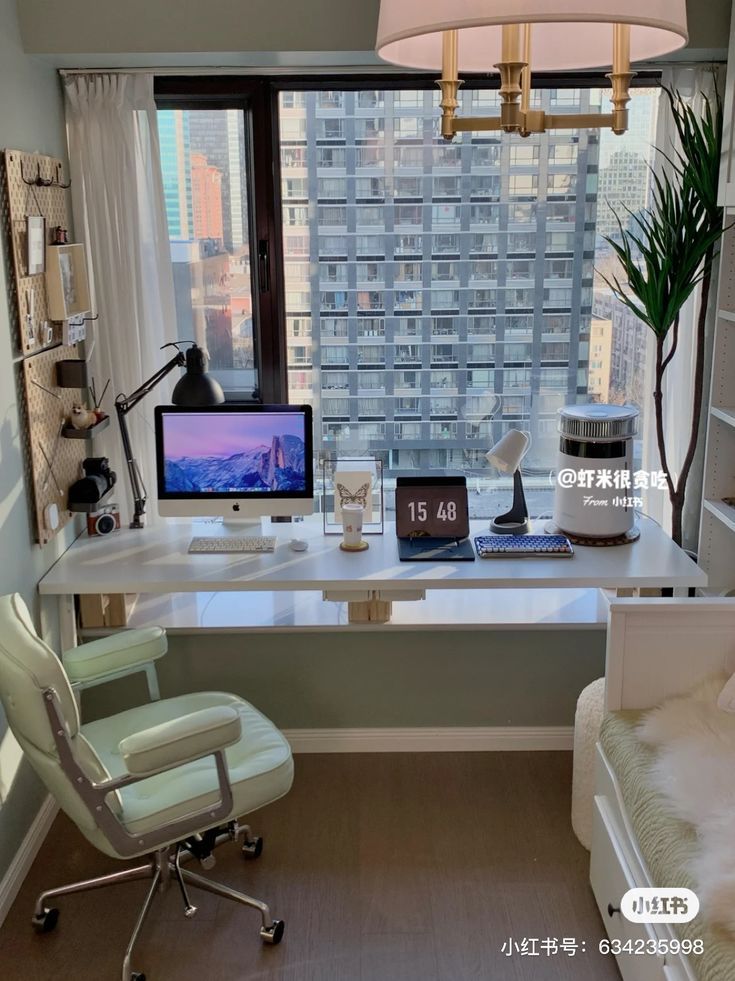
[64,73,176,526]
[641,65,722,551]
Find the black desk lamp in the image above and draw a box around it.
[115,342,224,529]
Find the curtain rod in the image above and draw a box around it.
[58,58,723,78]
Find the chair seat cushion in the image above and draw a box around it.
[81,692,293,838]
[64,627,167,684]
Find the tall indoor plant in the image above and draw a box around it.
[602,88,724,546]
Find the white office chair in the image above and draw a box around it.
[0,593,294,981]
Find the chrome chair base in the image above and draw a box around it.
[31,825,284,981]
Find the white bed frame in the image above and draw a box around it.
[592,598,735,981]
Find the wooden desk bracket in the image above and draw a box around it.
[322,589,427,624]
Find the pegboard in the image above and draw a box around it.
[3,148,102,546]
[21,347,96,545]
[3,150,71,355]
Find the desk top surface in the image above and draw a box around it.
[38,516,706,595]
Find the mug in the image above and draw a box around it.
[341,503,364,548]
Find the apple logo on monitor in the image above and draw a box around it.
[233,503,240,512]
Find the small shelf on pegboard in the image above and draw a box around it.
[62,415,110,439]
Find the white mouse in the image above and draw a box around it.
[289,538,309,552]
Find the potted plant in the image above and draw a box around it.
[601,88,724,546]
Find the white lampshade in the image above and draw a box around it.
[486,429,530,473]
[376,1,688,71]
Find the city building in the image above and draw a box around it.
[191,153,225,244]
[159,109,193,238]
[596,148,650,240]
[593,288,649,430]
[588,317,613,402]
[279,87,600,473]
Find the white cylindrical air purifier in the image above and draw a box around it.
[553,404,639,539]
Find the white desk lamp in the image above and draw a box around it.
[486,429,531,535]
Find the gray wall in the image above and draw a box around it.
[15,0,732,61]
[0,0,79,882]
[81,628,606,729]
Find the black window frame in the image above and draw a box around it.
[154,70,661,408]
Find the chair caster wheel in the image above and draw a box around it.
[241,836,263,860]
[131,973,146,981]
[32,907,59,933]
[260,919,284,945]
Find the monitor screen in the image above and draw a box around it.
[154,405,313,517]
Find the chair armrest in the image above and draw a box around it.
[119,705,242,776]
[63,627,167,686]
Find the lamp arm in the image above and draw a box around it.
[114,352,185,530]
[115,352,185,416]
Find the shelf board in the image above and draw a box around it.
[78,587,609,635]
[718,309,735,323]
[62,415,110,439]
[704,498,735,534]
[711,406,735,428]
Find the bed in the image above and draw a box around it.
[592,598,735,981]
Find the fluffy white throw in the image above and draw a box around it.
[638,675,735,937]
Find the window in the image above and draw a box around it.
[433,176,461,198]
[395,234,422,255]
[395,176,422,198]
[356,235,384,255]
[471,175,500,199]
[319,235,347,256]
[434,233,460,254]
[395,117,422,140]
[509,174,538,197]
[318,206,346,226]
[283,177,308,199]
[470,233,498,254]
[157,80,658,512]
[357,262,384,283]
[510,145,539,166]
[356,177,385,199]
[317,147,346,168]
[431,204,460,225]
[432,262,458,282]
[318,178,346,199]
[320,263,347,284]
[356,145,384,168]
[355,118,384,140]
[396,262,422,282]
[318,118,344,141]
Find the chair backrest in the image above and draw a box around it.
[0,593,122,844]
[0,593,79,752]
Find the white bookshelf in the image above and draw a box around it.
[698,211,735,593]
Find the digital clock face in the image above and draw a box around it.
[395,481,469,539]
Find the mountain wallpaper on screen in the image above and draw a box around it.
[164,434,306,493]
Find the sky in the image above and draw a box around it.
[162,411,305,459]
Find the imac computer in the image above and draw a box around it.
[154,404,314,528]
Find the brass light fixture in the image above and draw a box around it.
[376,1,688,138]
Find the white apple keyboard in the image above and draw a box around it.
[188,536,277,554]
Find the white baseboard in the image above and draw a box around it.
[0,795,58,928]
[284,726,574,753]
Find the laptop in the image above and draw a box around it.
[395,476,475,562]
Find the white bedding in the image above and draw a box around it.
[638,675,735,937]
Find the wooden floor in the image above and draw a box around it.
[0,753,620,981]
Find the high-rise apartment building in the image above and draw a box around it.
[280,88,599,471]
[159,87,658,478]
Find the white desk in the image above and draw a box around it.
[39,516,706,648]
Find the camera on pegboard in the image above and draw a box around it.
[87,504,121,537]
[67,456,117,508]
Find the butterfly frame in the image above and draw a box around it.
[322,457,384,535]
